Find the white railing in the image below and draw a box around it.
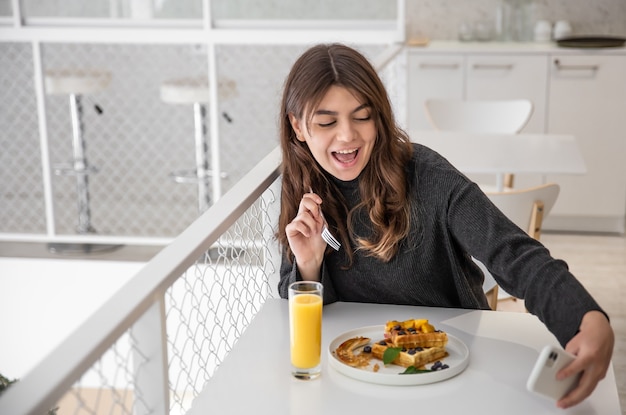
[0,147,282,415]
[0,43,404,415]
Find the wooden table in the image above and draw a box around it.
[410,131,587,191]
[187,300,621,414]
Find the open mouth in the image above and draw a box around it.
[332,148,359,164]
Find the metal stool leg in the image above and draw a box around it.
[170,102,228,213]
[70,93,96,234]
[194,103,211,213]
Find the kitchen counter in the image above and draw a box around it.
[406,40,626,55]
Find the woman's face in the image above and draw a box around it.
[290,85,377,182]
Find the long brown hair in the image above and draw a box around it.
[277,43,413,264]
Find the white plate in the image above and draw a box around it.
[328,325,469,386]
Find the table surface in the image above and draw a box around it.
[410,131,587,175]
[187,299,621,415]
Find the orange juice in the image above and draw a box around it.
[289,293,323,369]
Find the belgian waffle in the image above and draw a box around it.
[385,319,448,349]
[371,340,448,368]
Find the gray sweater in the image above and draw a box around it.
[279,143,604,346]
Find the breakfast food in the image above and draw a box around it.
[371,340,448,368]
[333,319,450,373]
[335,336,372,368]
[385,318,448,349]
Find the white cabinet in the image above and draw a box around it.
[407,54,464,131]
[406,52,548,133]
[465,55,547,133]
[545,54,626,233]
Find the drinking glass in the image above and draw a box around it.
[288,281,323,380]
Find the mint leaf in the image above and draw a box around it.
[382,347,401,365]
[400,366,432,374]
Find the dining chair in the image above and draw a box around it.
[423,98,534,188]
[476,182,560,310]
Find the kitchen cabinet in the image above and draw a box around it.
[465,55,547,133]
[406,43,626,233]
[545,54,626,233]
[407,54,464,131]
[407,52,547,133]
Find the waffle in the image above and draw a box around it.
[385,319,448,348]
[371,340,448,368]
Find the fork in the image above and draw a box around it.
[309,188,341,251]
[320,210,341,251]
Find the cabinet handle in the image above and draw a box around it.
[472,64,514,70]
[554,59,599,71]
[419,63,460,70]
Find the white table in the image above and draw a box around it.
[410,131,587,191]
[187,300,621,415]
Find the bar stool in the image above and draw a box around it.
[45,68,120,254]
[160,76,233,213]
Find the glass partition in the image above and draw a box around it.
[16,0,397,22]
[212,0,397,20]
[0,0,12,17]
[21,0,202,19]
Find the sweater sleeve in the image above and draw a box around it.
[278,249,339,305]
[446,180,606,346]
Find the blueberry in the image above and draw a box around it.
[407,349,417,355]
[393,324,401,330]
[378,340,386,345]
[363,346,372,353]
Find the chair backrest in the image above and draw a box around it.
[424,99,534,134]
[483,182,560,239]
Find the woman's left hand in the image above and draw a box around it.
[556,310,614,409]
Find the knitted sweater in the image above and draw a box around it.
[278,143,604,346]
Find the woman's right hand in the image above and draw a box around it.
[285,191,328,281]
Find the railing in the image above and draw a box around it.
[0,147,282,415]
[0,43,404,415]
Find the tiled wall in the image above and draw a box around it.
[406,0,626,41]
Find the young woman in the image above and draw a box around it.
[276,43,613,408]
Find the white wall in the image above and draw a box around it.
[406,0,626,41]
[0,258,143,379]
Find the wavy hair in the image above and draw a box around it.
[277,43,413,264]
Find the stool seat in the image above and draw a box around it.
[45,69,111,95]
[160,76,238,104]
[161,77,209,104]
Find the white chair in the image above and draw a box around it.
[477,183,560,310]
[424,98,533,188]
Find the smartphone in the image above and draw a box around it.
[527,345,581,401]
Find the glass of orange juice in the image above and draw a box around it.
[288,281,323,380]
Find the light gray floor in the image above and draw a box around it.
[1,232,624,412]
[0,241,164,262]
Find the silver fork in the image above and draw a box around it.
[310,188,341,251]
[320,210,341,251]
